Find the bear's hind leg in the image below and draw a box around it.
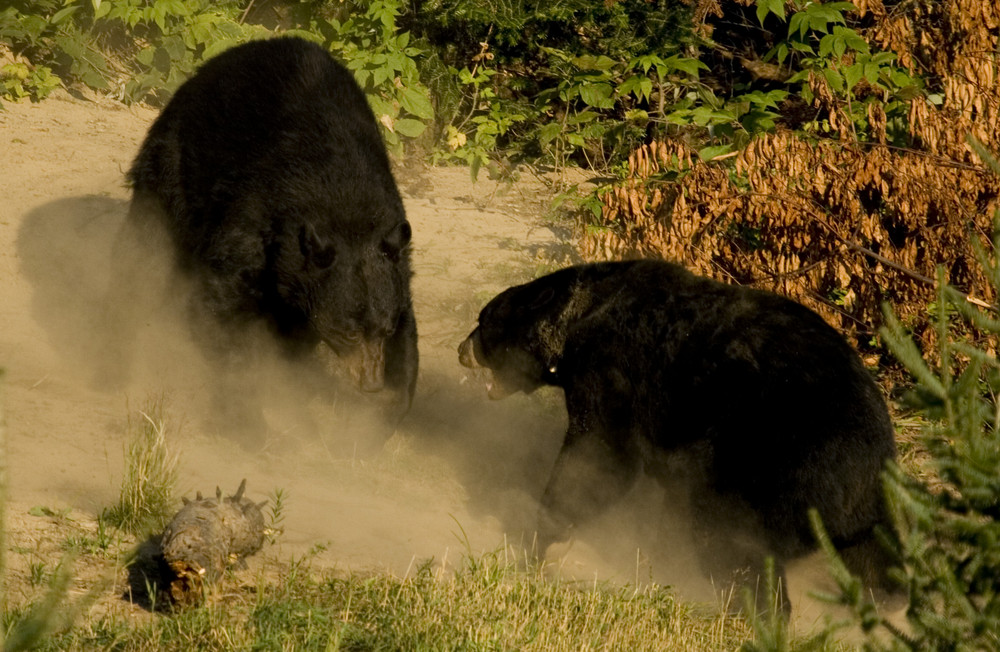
[690,490,792,615]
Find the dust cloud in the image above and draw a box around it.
[0,97,871,630]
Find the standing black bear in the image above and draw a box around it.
[108,37,417,446]
[459,260,896,608]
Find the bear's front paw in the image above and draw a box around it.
[535,512,573,560]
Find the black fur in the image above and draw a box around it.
[459,260,896,606]
[118,37,417,440]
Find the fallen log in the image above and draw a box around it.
[158,479,268,607]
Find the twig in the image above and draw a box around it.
[239,0,255,25]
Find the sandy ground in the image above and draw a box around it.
[0,93,885,632]
[0,92,651,610]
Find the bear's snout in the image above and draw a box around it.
[458,332,481,369]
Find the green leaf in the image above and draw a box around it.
[393,118,426,138]
[51,6,80,25]
[789,12,808,39]
[871,52,897,65]
[152,5,166,31]
[398,86,434,120]
[805,3,848,28]
[819,33,837,58]
[578,82,614,109]
[863,61,880,84]
[741,109,778,133]
[740,89,788,110]
[638,77,653,100]
[567,110,599,125]
[786,70,810,84]
[386,51,407,74]
[662,54,707,78]
[160,35,187,64]
[538,122,562,145]
[589,201,603,221]
[843,63,863,90]
[835,35,849,58]
[756,0,770,25]
[773,42,790,64]
[823,67,845,93]
[619,75,651,101]
[571,54,616,71]
[755,0,785,24]
[136,46,155,67]
[54,33,110,89]
[366,95,395,121]
[166,0,189,16]
[841,30,870,54]
[201,39,238,62]
[371,65,392,88]
[790,41,815,55]
[629,54,664,74]
[889,69,917,89]
[698,144,734,161]
[690,105,735,126]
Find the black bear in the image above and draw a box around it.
[459,260,896,608]
[107,37,417,447]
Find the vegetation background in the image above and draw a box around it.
[2,0,1000,649]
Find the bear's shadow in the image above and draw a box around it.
[16,195,129,375]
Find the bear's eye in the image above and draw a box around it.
[299,224,335,268]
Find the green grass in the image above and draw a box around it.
[25,547,756,651]
[102,399,179,536]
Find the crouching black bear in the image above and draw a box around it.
[459,260,896,609]
[105,37,417,448]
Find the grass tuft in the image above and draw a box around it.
[103,399,179,536]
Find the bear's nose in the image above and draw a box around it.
[458,334,480,368]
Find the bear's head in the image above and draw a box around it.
[269,207,413,394]
[458,267,591,399]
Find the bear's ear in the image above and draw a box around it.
[300,224,336,269]
[528,286,557,310]
[381,221,412,260]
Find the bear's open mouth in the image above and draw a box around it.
[461,365,514,400]
[459,332,516,399]
[485,371,515,400]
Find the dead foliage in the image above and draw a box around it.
[584,0,1000,362]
